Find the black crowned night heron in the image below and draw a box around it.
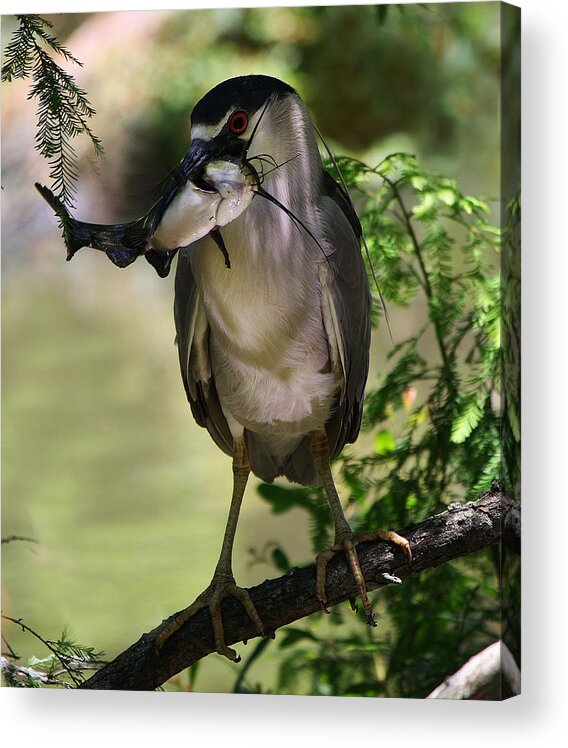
[38,74,411,662]
[155,75,411,660]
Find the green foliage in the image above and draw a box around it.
[2,14,103,206]
[256,483,332,552]
[1,616,104,688]
[256,153,503,697]
[2,7,514,697]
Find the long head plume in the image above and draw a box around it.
[253,182,331,268]
[244,94,275,162]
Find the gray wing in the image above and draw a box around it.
[174,250,233,457]
[320,172,372,459]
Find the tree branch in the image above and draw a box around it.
[426,640,521,699]
[81,485,517,691]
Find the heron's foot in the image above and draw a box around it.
[316,528,412,626]
[155,575,265,662]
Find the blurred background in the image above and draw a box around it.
[2,3,502,693]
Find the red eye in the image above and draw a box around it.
[229,110,248,135]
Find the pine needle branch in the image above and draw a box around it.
[2,14,104,207]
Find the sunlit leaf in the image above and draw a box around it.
[374,429,396,455]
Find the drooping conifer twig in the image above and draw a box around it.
[2,14,103,207]
[80,485,517,691]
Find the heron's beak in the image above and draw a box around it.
[182,137,247,189]
[150,139,255,253]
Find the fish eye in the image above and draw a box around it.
[229,110,248,135]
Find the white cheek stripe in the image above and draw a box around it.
[191,119,227,141]
[191,107,263,143]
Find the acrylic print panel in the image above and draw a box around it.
[1,2,520,697]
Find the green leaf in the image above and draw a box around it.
[437,187,457,206]
[412,191,437,221]
[374,429,396,455]
[451,394,484,444]
[410,174,428,191]
[257,483,314,514]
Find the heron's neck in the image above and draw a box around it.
[247,96,323,215]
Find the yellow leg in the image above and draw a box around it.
[310,429,412,625]
[156,437,264,661]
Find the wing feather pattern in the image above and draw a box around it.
[319,172,372,459]
[174,250,233,457]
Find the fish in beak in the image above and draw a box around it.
[150,154,256,253]
[35,138,257,277]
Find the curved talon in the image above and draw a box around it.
[314,527,411,626]
[358,528,412,564]
[342,536,373,620]
[231,585,266,638]
[383,530,412,564]
[155,578,264,662]
[366,610,377,627]
[310,430,411,627]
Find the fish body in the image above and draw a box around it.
[150,160,255,253]
[36,155,256,277]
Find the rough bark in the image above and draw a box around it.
[81,485,518,691]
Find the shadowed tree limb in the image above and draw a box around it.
[81,484,518,691]
[426,640,521,699]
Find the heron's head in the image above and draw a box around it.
[151,75,323,255]
[183,75,323,205]
[186,75,295,186]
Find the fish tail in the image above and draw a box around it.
[35,183,87,259]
